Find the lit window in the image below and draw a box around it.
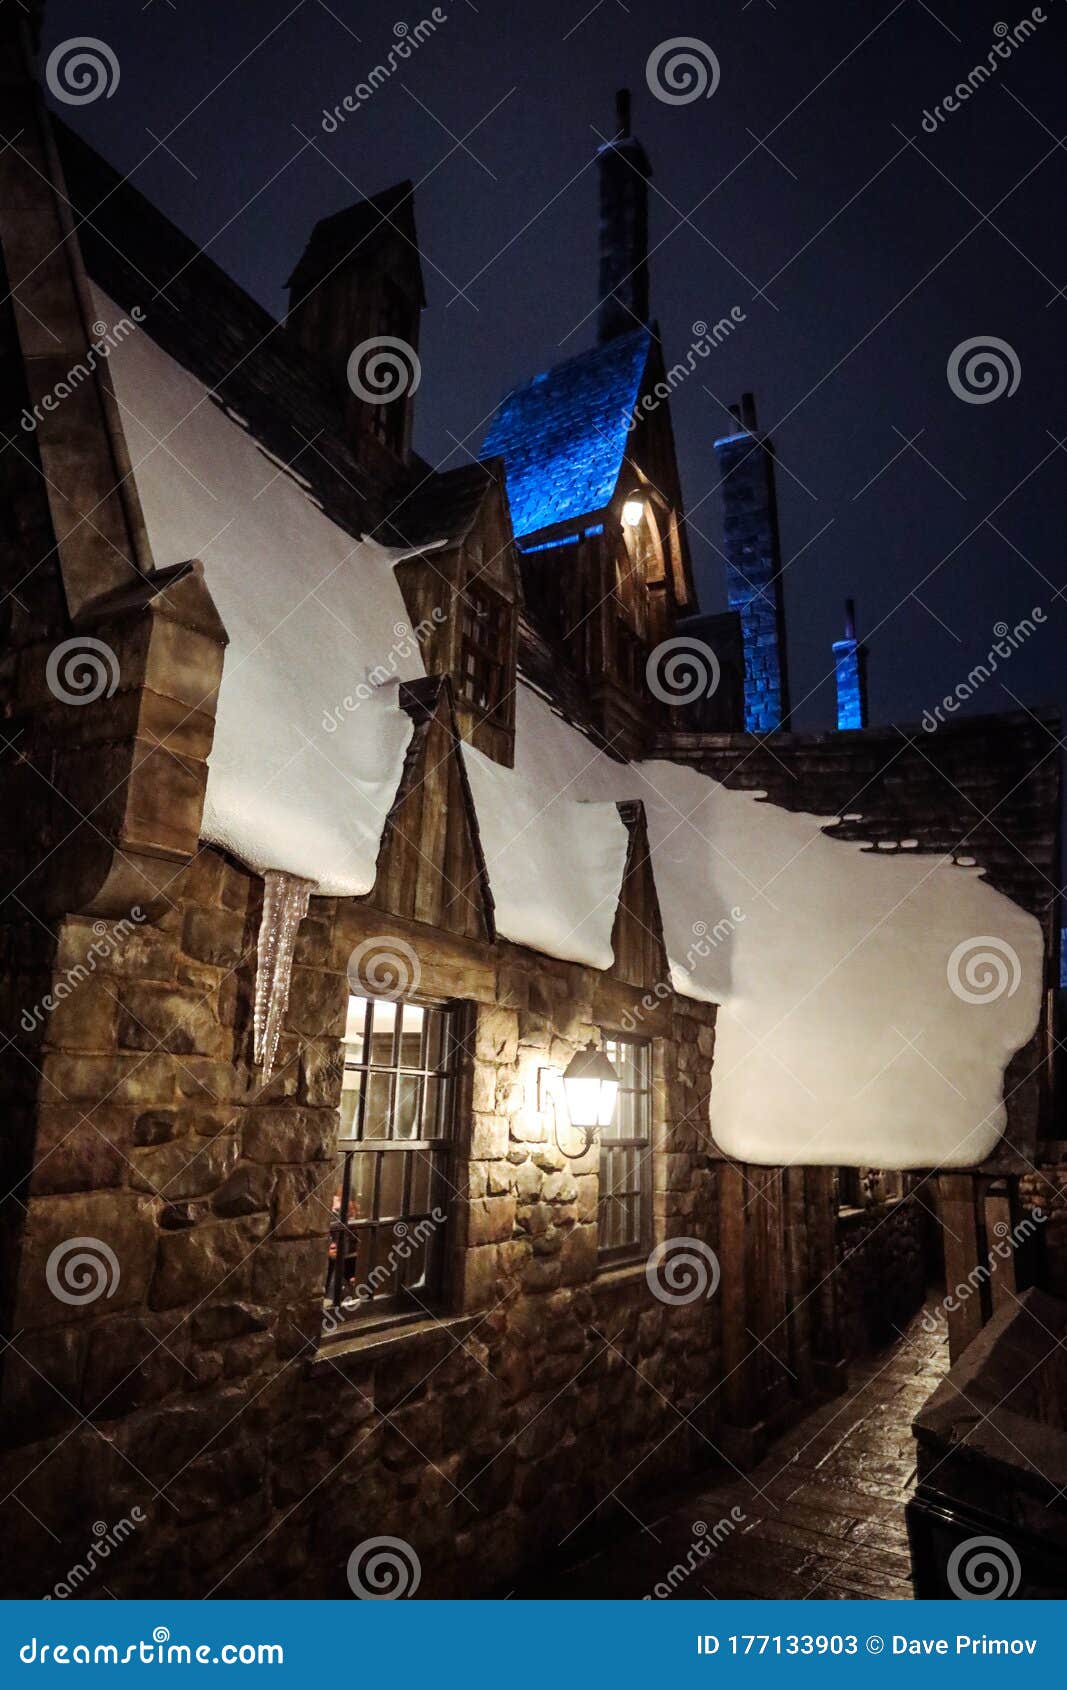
[326,994,459,1327]
[836,1167,906,1209]
[597,1034,653,1265]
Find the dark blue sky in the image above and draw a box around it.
[45,0,1067,734]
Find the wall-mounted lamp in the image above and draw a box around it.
[538,1041,620,1158]
[621,494,645,529]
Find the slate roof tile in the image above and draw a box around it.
[482,328,652,539]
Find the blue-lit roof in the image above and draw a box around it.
[481,328,653,539]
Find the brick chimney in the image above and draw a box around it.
[713,394,792,733]
[597,89,652,344]
[832,598,869,730]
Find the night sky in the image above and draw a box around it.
[43,0,1067,736]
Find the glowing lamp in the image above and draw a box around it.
[562,1041,619,1135]
[621,495,645,529]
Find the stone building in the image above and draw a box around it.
[1,6,1064,1600]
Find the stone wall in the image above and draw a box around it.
[0,851,728,1599]
[831,636,868,731]
[713,414,790,734]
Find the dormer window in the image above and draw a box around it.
[458,580,509,725]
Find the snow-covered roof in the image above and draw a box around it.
[471,684,1042,1171]
[98,290,1043,1172]
[94,285,420,896]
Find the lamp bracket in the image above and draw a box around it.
[537,1066,597,1160]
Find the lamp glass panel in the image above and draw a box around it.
[564,1074,602,1129]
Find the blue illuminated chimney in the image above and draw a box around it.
[714,394,791,733]
[832,599,869,731]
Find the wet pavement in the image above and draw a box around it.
[519,1303,949,1599]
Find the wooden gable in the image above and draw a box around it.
[618,336,697,617]
[393,463,521,768]
[608,800,670,990]
[369,676,494,943]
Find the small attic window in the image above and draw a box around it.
[458,580,509,724]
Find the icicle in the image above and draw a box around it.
[253,869,315,1081]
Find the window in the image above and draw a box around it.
[458,580,509,723]
[597,1034,653,1265]
[325,993,459,1327]
[837,1167,906,1209]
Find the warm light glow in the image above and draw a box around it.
[562,1042,620,1131]
[597,1078,619,1128]
[621,495,645,529]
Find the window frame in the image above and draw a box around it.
[596,1030,655,1268]
[457,578,510,725]
[325,991,463,1333]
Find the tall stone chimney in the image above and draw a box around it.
[713,394,792,733]
[286,183,425,473]
[597,89,652,344]
[832,599,869,730]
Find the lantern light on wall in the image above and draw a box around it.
[536,1041,620,1157]
[621,493,645,529]
[563,1041,620,1130]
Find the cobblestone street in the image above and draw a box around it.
[519,1304,950,1600]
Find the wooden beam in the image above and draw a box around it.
[938,1173,985,1361]
[983,1182,1017,1315]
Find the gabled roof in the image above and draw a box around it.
[58,129,443,552]
[56,122,380,538]
[481,327,653,539]
[286,180,425,308]
[388,460,503,554]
